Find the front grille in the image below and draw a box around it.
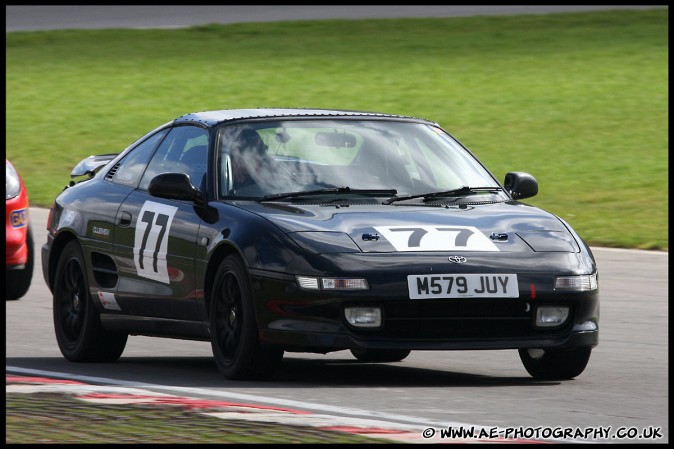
[356,299,567,340]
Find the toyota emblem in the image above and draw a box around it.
[448,256,467,263]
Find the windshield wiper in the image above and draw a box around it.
[258,187,398,202]
[383,186,502,205]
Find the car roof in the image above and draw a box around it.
[173,108,437,128]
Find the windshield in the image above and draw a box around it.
[217,119,501,200]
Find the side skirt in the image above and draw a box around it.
[100,314,210,341]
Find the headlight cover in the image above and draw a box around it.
[6,161,21,200]
[516,230,580,252]
[288,231,361,254]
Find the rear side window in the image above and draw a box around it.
[139,126,208,191]
[109,130,167,187]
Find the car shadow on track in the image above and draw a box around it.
[274,357,557,387]
[6,356,560,388]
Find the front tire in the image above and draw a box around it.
[210,255,283,380]
[518,347,592,380]
[6,225,34,300]
[350,348,411,363]
[53,240,127,362]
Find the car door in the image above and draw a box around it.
[113,125,209,321]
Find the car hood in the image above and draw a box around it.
[235,201,581,254]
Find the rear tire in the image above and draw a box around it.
[210,255,283,380]
[6,225,34,300]
[350,348,411,363]
[519,347,592,380]
[53,240,127,362]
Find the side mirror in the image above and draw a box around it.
[148,173,202,202]
[504,172,538,200]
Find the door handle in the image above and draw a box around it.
[118,211,132,227]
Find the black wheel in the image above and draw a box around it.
[210,255,283,380]
[53,240,127,362]
[518,347,592,380]
[350,348,411,363]
[6,224,34,300]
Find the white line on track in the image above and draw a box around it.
[6,365,459,428]
[7,365,569,443]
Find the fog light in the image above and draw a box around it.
[345,307,381,328]
[535,306,570,328]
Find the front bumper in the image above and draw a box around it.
[41,241,51,291]
[5,224,29,267]
[252,273,599,353]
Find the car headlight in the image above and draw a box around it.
[6,161,22,200]
[296,276,369,291]
[554,273,598,291]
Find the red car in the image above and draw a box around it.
[6,159,33,300]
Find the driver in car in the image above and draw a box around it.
[229,128,276,195]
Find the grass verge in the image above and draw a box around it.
[6,9,668,249]
[6,392,393,444]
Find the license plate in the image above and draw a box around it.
[407,274,519,299]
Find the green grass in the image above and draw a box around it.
[6,9,668,250]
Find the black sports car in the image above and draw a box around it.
[42,108,598,380]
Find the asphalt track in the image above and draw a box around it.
[6,205,668,443]
[5,5,667,32]
[6,5,669,444]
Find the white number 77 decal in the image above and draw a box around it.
[133,201,178,283]
[374,225,499,251]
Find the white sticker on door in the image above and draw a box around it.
[133,201,178,283]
